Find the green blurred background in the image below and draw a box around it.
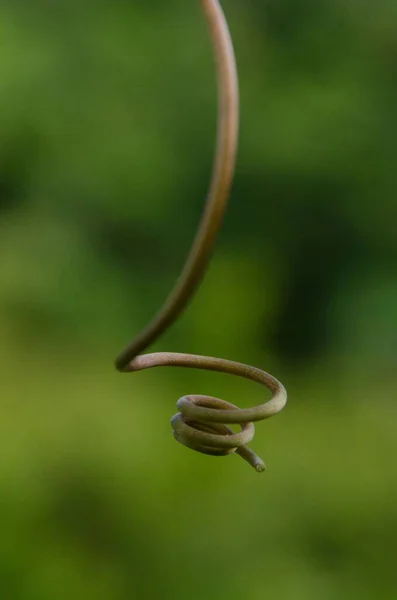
[1,1,396,598]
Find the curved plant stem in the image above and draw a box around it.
[115,0,287,472]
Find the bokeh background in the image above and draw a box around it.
[1,1,397,598]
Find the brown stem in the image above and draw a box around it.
[115,0,238,370]
[114,0,287,472]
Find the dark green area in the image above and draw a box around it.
[0,1,396,599]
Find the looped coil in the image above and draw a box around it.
[125,353,287,472]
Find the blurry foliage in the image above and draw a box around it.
[0,1,396,599]
[1,0,397,362]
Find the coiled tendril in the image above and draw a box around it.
[115,0,287,472]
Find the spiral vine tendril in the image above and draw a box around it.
[115,0,287,472]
